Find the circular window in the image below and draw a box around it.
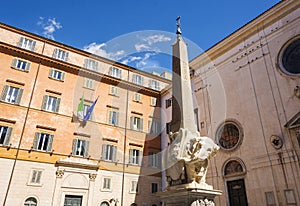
[279,37,300,75]
[100,201,109,206]
[216,121,243,150]
[224,160,244,176]
[24,197,37,206]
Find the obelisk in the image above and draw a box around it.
[158,17,221,206]
[171,17,197,134]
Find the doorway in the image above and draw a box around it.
[64,195,83,206]
[227,179,248,206]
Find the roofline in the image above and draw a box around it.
[0,22,171,84]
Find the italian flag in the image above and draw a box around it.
[77,96,84,119]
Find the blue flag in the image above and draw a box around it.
[83,97,98,121]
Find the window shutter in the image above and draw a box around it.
[115,112,119,126]
[129,149,133,164]
[36,171,42,183]
[11,58,18,68]
[49,69,54,78]
[3,127,12,146]
[55,98,61,113]
[141,76,144,85]
[132,74,136,83]
[83,59,88,69]
[140,118,144,131]
[130,117,134,130]
[25,62,31,72]
[1,85,9,101]
[47,134,54,152]
[53,48,58,58]
[15,88,23,105]
[41,95,48,110]
[32,133,40,150]
[112,146,117,162]
[17,37,24,47]
[138,150,143,166]
[108,111,113,124]
[102,144,107,160]
[64,52,69,62]
[83,140,89,158]
[94,61,99,71]
[72,139,78,155]
[31,41,36,51]
[61,72,66,81]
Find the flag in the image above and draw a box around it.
[83,97,98,121]
[77,95,84,119]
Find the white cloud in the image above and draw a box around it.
[141,34,171,45]
[121,56,142,65]
[135,43,151,52]
[37,17,62,40]
[83,42,125,60]
[136,52,157,68]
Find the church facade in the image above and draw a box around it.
[186,1,300,205]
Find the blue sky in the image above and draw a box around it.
[0,0,280,73]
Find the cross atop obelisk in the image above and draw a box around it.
[171,17,197,133]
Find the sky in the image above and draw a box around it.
[0,0,281,73]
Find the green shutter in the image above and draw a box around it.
[72,139,78,155]
[61,72,66,81]
[65,52,69,62]
[138,150,143,166]
[112,146,117,162]
[11,58,18,68]
[49,69,54,78]
[47,134,54,152]
[53,48,58,58]
[1,85,9,101]
[94,61,99,71]
[55,98,61,113]
[41,95,48,110]
[32,133,40,150]
[129,149,133,164]
[108,111,112,124]
[83,59,88,69]
[115,112,119,126]
[15,88,23,105]
[140,118,144,131]
[36,171,42,183]
[25,62,31,72]
[102,144,107,160]
[3,127,12,146]
[17,37,24,47]
[84,140,89,158]
[130,116,134,130]
[31,41,36,51]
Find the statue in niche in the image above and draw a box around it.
[165,128,219,188]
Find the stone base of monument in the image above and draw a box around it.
[157,183,222,206]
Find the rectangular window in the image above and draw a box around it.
[30,170,42,184]
[284,189,296,204]
[150,97,157,106]
[64,196,82,206]
[265,191,276,206]
[109,67,121,78]
[1,85,23,105]
[166,98,172,108]
[149,119,160,134]
[49,69,65,81]
[133,93,141,102]
[17,37,36,51]
[108,110,119,126]
[109,86,118,96]
[53,48,69,62]
[166,122,171,134]
[102,144,117,162]
[84,59,98,71]
[132,74,144,85]
[84,78,94,89]
[151,183,158,193]
[130,116,143,131]
[102,177,111,190]
[129,149,142,165]
[0,126,12,146]
[149,80,160,90]
[32,132,54,152]
[148,152,160,168]
[72,139,89,157]
[11,58,31,72]
[83,104,91,120]
[41,95,61,113]
[130,180,138,193]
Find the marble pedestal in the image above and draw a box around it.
[157,184,222,206]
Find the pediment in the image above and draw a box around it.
[285,111,300,129]
[56,157,98,170]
